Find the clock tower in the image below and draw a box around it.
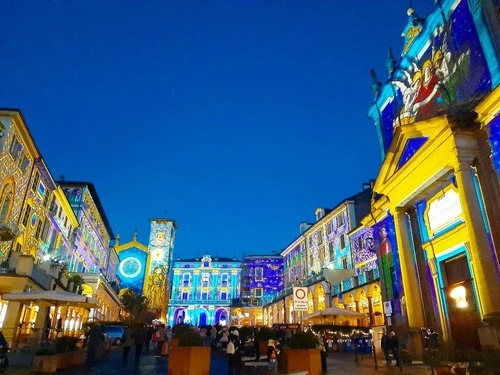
[143,218,177,321]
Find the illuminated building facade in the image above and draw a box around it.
[168,254,241,327]
[264,183,380,327]
[366,0,500,353]
[59,182,122,324]
[116,219,177,321]
[232,255,283,326]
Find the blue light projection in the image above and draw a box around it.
[373,214,402,301]
[351,226,378,275]
[489,115,500,175]
[284,244,304,287]
[116,247,148,295]
[396,137,428,170]
[372,0,492,155]
[242,256,283,302]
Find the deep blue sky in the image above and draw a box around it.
[0,1,433,260]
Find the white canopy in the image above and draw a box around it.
[300,306,366,323]
[2,290,97,308]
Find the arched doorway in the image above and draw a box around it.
[315,284,326,311]
[307,290,314,314]
[196,308,208,327]
[215,308,228,326]
[174,308,186,325]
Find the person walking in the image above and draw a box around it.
[317,334,327,373]
[133,325,146,365]
[226,330,242,375]
[389,331,401,368]
[266,339,278,375]
[381,330,392,366]
[155,324,167,357]
[122,326,134,363]
[85,325,104,370]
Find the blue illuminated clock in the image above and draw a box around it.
[119,257,142,278]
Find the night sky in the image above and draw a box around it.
[0,0,433,259]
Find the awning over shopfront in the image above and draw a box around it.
[301,306,366,323]
[2,290,97,308]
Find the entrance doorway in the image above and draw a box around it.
[441,254,481,349]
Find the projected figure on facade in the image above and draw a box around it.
[147,265,166,310]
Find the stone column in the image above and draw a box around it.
[393,208,425,357]
[453,158,500,321]
[3,302,22,345]
[393,209,425,328]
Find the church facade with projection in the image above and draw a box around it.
[115,218,176,321]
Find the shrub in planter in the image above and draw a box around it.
[35,348,56,356]
[256,326,275,342]
[55,336,78,352]
[286,331,322,375]
[238,326,254,342]
[179,331,204,347]
[288,331,317,349]
[173,324,192,338]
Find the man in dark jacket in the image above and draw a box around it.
[389,331,401,367]
[227,330,242,375]
[381,331,391,366]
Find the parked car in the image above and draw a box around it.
[104,325,125,346]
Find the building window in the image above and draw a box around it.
[31,173,40,193]
[341,257,349,269]
[221,273,228,287]
[201,273,210,287]
[340,234,346,249]
[254,288,263,298]
[43,191,50,208]
[221,292,227,300]
[182,273,190,287]
[182,292,188,300]
[0,184,13,223]
[358,236,363,251]
[21,204,31,228]
[326,221,333,235]
[337,213,345,227]
[41,220,50,242]
[255,267,263,281]
[318,230,323,245]
[19,154,29,173]
[35,219,43,240]
[9,137,22,160]
[328,242,334,262]
[201,292,208,300]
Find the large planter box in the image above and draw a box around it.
[286,348,322,375]
[170,337,180,349]
[56,352,69,370]
[69,350,86,366]
[168,346,211,375]
[32,355,58,373]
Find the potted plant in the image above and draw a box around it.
[286,331,322,375]
[168,330,211,375]
[256,326,275,357]
[171,324,191,349]
[32,348,58,373]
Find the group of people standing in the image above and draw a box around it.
[121,324,171,365]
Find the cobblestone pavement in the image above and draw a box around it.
[5,346,433,374]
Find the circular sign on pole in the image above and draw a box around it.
[293,287,308,311]
[295,288,306,300]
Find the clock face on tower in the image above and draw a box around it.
[119,257,142,279]
[151,248,165,261]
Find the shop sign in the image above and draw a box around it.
[427,189,462,233]
[293,287,308,311]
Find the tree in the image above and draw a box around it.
[120,289,149,323]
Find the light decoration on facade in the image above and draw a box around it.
[450,285,468,309]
